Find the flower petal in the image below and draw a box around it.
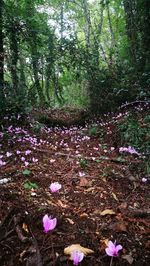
[116,245,122,252]
[105,247,113,256]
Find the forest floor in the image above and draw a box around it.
[0,105,150,266]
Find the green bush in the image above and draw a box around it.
[118,113,150,153]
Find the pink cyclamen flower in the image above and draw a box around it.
[49,182,62,193]
[105,241,122,257]
[71,250,84,265]
[43,214,57,233]
[24,161,29,167]
[25,150,31,155]
[6,152,12,157]
[32,157,38,163]
[0,160,6,166]
[142,177,147,183]
[21,156,25,161]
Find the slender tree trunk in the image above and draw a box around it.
[25,0,45,105]
[9,23,19,95]
[106,2,116,49]
[31,50,45,104]
[0,0,5,112]
[123,0,137,64]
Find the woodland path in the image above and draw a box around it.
[0,109,150,266]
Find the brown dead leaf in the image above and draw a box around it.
[100,209,116,216]
[57,200,68,208]
[22,223,29,233]
[64,244,94,257]
[112,192,118,201]
[79,177,89,187]
[47,199,57,207]
[85,187,94,192]
[99,238,109,252]
[66,218,74,225]
[80,213,88,218]
[109,221,128,232]
[122,254,134,264]
[118,202,128,211]
[102,176,107,182]
[93,209,103,215]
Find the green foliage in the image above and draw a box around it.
[0,0,149,115]
[79,158,88,169]
[22,169,31,176]
[30,121,45,133]
[23,181,38,189]
[118,113,150,153]
[88,126,97,136]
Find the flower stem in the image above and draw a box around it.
[110,256,113,266]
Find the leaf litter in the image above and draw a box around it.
[0,107,150,265]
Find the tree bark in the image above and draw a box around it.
[0,0,5,112]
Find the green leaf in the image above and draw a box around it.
[23,181,38,189]
[22,169,31,175]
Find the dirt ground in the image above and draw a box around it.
[0,108,150,266]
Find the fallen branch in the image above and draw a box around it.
[55,152,141,164]
[128,208,150,218]
[120,100,150,109]
[31,149,142,164]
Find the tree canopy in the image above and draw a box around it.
[0,0,150,116]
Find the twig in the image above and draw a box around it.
[120,100,150,109]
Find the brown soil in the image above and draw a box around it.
[0,109,150,266]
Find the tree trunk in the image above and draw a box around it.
[9,23,19,95]
[0,0,5,113]
[123,0,137,64]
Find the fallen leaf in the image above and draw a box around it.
[80,213,88,218]
[64,244,94,257]
[118,202,128,212]
[99,238,109,252]
[100,238,109,246]
[122,254,134,264]
[47,199,57,207]
[109,221,128,232]
[79,177,89,187]
[102,176,107,182]
[66,218,74,225]
[22,223,29,233]
[85,187,94,192]
[57,199,68,208]
[100,209,116,216]
[112,192,118,201]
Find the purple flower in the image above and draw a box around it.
[43,214,57,233]
[32,157,38,163]
[119,146,139,155]
[0,159,6,166]
[50,182,62,193]
[25,150,31,155]
[142,177,147,183]
[24,161,29,167]
[21,156,25,161]
[105,241,122,257]
[6,152,12,157]
[71,250,84,265]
